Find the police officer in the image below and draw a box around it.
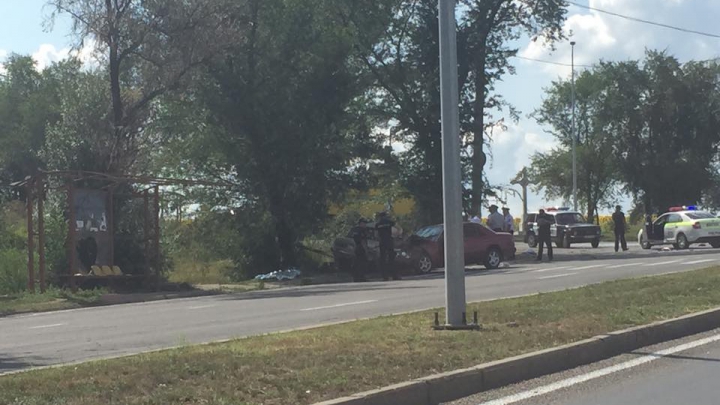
[375,211,400,281]
[536,208,553,262]
[612,205,628,252]
[350,218,370,282]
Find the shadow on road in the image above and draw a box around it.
[0,353,48,375]
[630,351,720,364]
[216,283,434,302]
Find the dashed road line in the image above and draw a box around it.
[606,263,642,269]
[29,323,66,330]
[533,266,570,273]
[682,259,716,265]
[300,300,378,312]
[572,264,603,271]
[643,260,681,267]
[537,272,578,280]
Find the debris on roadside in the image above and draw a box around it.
[254,268,302,281]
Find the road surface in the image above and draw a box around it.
[2,245,720,374]
[445,328,720,405]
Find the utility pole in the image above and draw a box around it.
[571,41,577,212]
[511,167,530,233]
[438,0,466,327]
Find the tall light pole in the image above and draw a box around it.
[571,41,578,212]
[438,0,466,327]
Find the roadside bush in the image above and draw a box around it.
[0,248,27,294]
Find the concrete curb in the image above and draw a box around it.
[312,306,720,405]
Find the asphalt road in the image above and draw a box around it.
[445,328,720,405]
[2,244,720,374]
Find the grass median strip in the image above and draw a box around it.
[5,267,720,405]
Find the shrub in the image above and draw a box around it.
[0,248,28,294]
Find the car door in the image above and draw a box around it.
[651,215,668,242]
[463,223,483,264]
[664,214,683,242]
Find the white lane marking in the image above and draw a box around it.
[477,333,720,405]
[532,266,570,273]
[606,263,642,269]
[537,273,578,280]
[300,300,378,312]
[188,305,217,310]
[572,265,603,271]
[29,323,66,330]
[643,260,681,267]
[682,259,716,265]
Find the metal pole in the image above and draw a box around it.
[26,181,35,293]
[439,0,466,327]
[571,41,577,212]
[37,179,46,293]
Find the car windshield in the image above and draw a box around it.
[415,226,442,239]
[555,213,586,225]
[686,211,716,219]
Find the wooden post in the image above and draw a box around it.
[68,182,77,292]
[37,179,46,293]
[26,180,35,293]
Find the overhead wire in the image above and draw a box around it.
[567,1,720,39]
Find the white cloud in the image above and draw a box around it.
[31,39,100,71]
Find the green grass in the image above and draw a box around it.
[4,267,720,405]
[0,288,106,317]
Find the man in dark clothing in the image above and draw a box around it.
[350,218,370,282]
[375,212,400,280]
[536,209,553,262]
[612,205,629,252]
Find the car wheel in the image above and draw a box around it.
[527,233,538,248]
[484,247,503,270]
[641,239,651,249]
[591,239,600,248]
[676,233,689,250]
[415,251,433,274]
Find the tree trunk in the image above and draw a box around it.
[275,214,297,269]
[472,54,487,218]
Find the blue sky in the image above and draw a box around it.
[1,0,719,218]
[0,0,71,54]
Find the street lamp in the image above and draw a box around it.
[571,41,577,212]
[438,0,466,328]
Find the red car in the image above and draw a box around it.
[400,222,516,273]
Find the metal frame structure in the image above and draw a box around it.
[20,171,230,293]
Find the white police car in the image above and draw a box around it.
[638,206,720,249]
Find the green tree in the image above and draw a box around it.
[0,55,61,193]
[530,68,620,222]
[47,0,235,174]
[171,0,390,268]
[601,52,720,213]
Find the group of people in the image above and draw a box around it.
[349,211,400,282]
[470,204,515,234]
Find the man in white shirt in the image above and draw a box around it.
[469,209,482,224]
[486,204,504,232]
[502,207,515,235]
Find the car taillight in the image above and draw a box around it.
[693,222,701,229]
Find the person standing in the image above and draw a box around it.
[375,212,400,281]
[502,207,515,235]
[487,204,504,232]
[536,208,553,261]
[350,218,370,282]
[612,205,629,252]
